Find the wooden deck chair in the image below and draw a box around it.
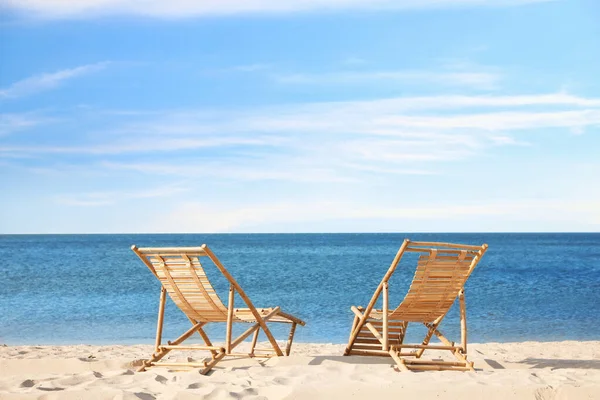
[132,244,305,374]
[344,239,488,371]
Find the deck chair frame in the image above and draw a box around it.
[132,244,305,374]
[344,239,488,371]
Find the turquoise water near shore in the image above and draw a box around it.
[1,233,599,345]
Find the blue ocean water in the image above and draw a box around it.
[1,233,599,345]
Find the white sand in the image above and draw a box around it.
[1,341,599,399]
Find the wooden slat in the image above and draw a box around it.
[404,360,468,366]
[405,364,472,371]
[408,241,484,250]
[138,247,208,255]
[155,255,204,321]
[183,254,227,317]
[392,344,459,350]
[348,349,415,357]
[151,362,208,368]
[352,344,387,350]
[160,345,224,351]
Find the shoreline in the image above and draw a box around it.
[2,340,599,399]
[2,337,595,346]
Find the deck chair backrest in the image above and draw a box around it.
[133,246,229,322]
[386,241,487,323]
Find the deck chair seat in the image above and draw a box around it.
[345,239,488,372]
[233,308,304,324]
[132,244,305,374]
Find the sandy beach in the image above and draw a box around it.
[1,341,599,399]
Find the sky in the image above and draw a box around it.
[1,0,599,234]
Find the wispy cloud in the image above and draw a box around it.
[54,185,189,207]
[3,0,554,19]
[1,135,280,156]
[0,62,109,99]
[0,113,50,136]
[157,198,600,233]
[275,70,501,90]
[4,92,599,185]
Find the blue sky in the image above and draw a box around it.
[1,0,599,233]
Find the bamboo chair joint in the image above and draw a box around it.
[132,244,305,375]
[344,239,488,372]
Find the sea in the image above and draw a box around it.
[1,233,599,345]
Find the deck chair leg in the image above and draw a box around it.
[138,321,206,372]
[200,348,227,375]
[285,322,297,356]
[228,307,283,356]
[250,328,260,356]
[230,321,262,352]
[416,323,437,358]
[187,317,218,359]
[430,325,474,371]
[349,313,360,344]
[345,306,369,355]
[398,321,408,345]
[226,285,235,353]
[154,287,167,353]
[382,282,389,350]
[204,246,288,356]
[139,287,168,372]
[139,348,171,372]
[459,289,468,355]
[389,349,409,372]
[416,314,446,358]
[258,323,283,356]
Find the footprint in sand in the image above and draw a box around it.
[20,379,36,388]
[134,392,156,400]
[37,386,65,392]
[529,372,546,385]
[534,386,556,400]
[78,357,98,363]
[238,388,258,396]
[154,375,168,384]
[271,377,290,385]
[187,382,203,389]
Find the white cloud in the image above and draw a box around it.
[0,113,49,136]
[2,0,554,19]
[0,62,109,99]
[0,135,279,155]
[376,109,600,131]
[156,198,600,233]
[4,92,599,186]
[268,92,600,115]
[55,185,189,207]
[101,160,359,183]
[275,70,501,90]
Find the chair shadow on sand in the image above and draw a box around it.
[307,355,496,373]
[517,358,600,370]
[308,355,435,366]
[307,356,600,371]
